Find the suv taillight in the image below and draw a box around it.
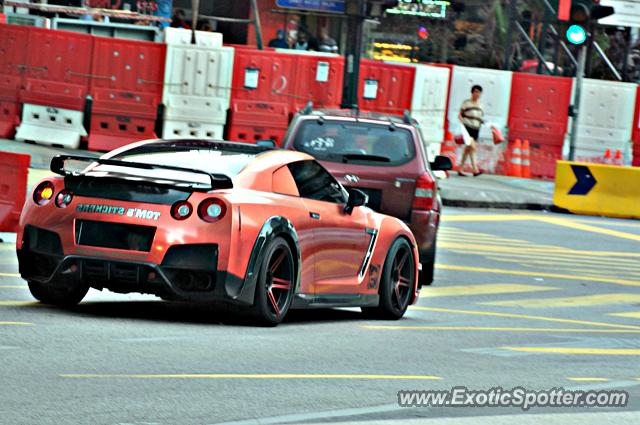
[412,173,435,211]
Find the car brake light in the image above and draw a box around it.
[55,189,74,208]
[198,198,226,223]
[33,181,55,206]
[412,173,435,211]
[171,201,193,220]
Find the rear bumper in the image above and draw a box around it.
[407,209,439,260]
[17,225,255,305]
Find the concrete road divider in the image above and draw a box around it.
[0,151,30,232]
[554,160,640,218]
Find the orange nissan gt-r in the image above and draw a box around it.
[17,140,419,325]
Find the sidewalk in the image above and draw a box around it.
[438,173,555,210]
[0,138,98,170]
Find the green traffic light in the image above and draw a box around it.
[566,24,587,45]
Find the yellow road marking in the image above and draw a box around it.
[567,377,610,382]
[482,293,640,309]
[422,284,557,298]
[0,273,20,278]
[0,285,26,289]
[442,215,539,222]
[609,312,640,319]
[501,347,640,356]
[0,321,33,326]
[60,373,443,380]
[435,264,640,287]
[540,217,640,243]
[477,256,640,276]
[440,242,640,259]
[410,306,640,330]
[443,215,640,243]
[362,325,640,333]
[575,218,640,229]
[0,301,37,306]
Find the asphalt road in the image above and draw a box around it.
[1,208,640,424]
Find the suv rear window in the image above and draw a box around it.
[293,120,416,166]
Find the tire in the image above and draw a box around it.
[250,237,295,326]
[419,240,436,287]
[28,280,89,307]
[362,238,416,320]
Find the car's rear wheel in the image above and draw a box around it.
[419,240,436,287]
[362,238,415,320]
[28,280,89,307]
[251,237,295,326]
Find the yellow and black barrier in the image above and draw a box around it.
[554,160,640,219]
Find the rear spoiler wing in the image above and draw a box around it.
[50,155,233,191]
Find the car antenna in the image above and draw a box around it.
[301,101,313,115]
[403,109,412,124]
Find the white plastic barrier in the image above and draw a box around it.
[447,66,513,143]
[162,121,224,140]
[164,27,223,48]
[568,78,636,159]
[162,29,233,139]
[411,65,450,141]
[15,104,86,149]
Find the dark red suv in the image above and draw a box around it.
[283,108,452,287]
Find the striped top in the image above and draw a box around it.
[460,99,484,130]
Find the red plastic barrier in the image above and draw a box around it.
[0,151,30,232]
[508,73,572,147]
[0,14,6,24]
[0,101,20,138]
[87,113,157,152]
[227,123,287,147]
[357,59,416,115]
[230,47,296,126]
[90,38,165,116]
[0,24,29,102]
[21,28,93,111]
[290,55,344,113]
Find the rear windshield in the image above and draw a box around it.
[293,120,416,166]
[106,141,256,181]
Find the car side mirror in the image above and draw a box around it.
[430,155,453,171]
[256,139,276,148]
[344,188,368,215]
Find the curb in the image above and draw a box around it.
[442,198,553,211]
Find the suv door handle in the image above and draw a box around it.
[309,212,321,220]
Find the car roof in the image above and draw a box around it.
[300,108,419,127]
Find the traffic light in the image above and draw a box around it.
[559,1,615,45]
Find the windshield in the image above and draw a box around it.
[293,120,416,166]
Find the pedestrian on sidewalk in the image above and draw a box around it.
[458,85,484,177]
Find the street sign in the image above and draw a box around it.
[568,165,597,195]
[275,0,345,13]
[598,0,639,27]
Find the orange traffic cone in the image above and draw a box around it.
[614,149,623,166]
[508,139,522,177]
[441,131,458,171]
[521,139,531,178]
[603,149,612,164]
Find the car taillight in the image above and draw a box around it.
[412,173,435,211]
[55,189,74,208]
[33,181,55,206]
[171,201,193,220]
[198,198,226,223]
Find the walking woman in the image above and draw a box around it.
[458,85,484,177]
